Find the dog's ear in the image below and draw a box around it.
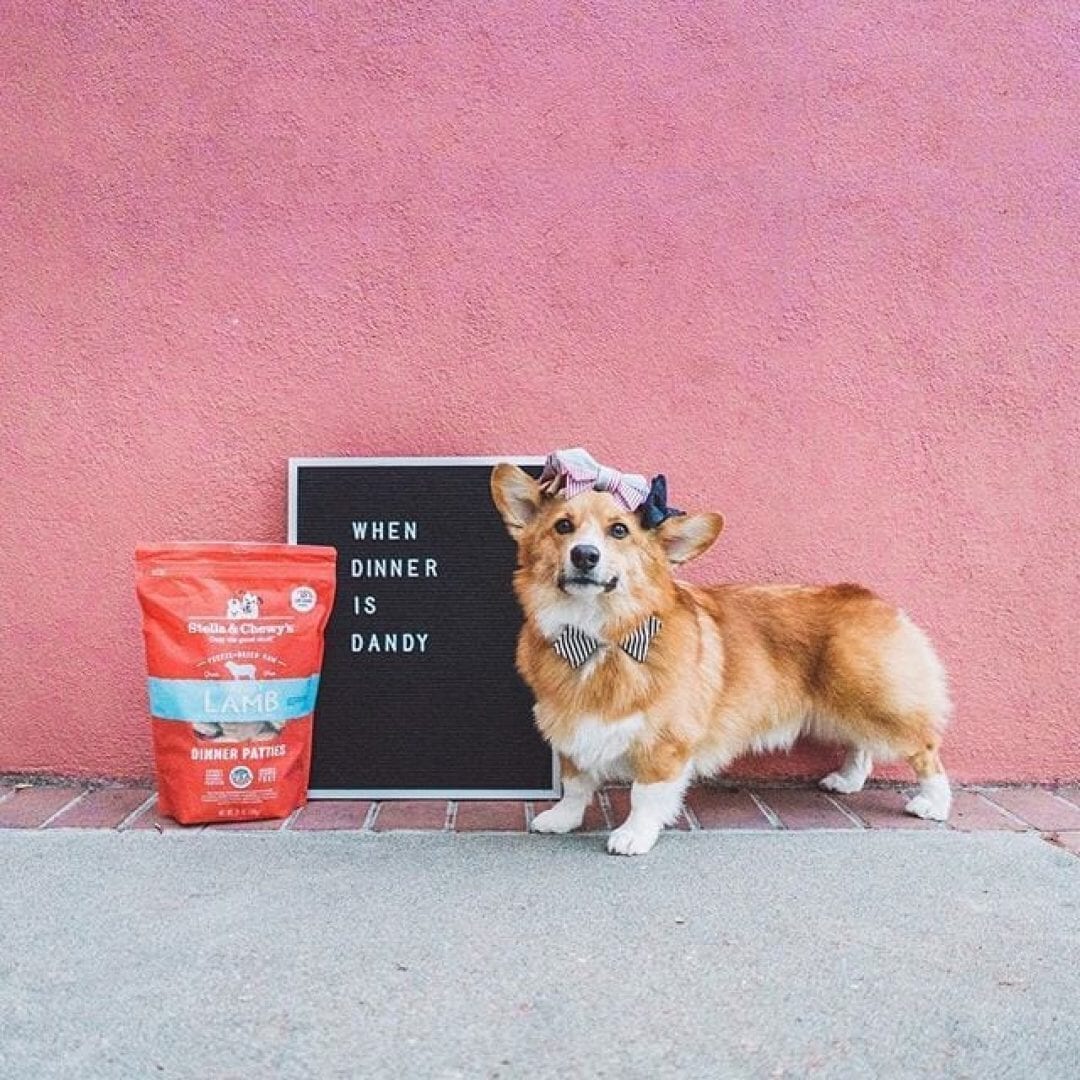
[656,512,724,564]
[491,464,543,537]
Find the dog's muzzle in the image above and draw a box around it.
[558,572,618,594]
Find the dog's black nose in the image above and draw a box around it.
[570,544,600,571]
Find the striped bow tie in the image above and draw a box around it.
[552,616,662,669]
[540,448,651,512]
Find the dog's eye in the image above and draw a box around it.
[610,522,630,539]
[554,518,575,535]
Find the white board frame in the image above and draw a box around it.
[288,455,559,800]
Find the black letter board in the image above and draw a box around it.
[288,457,556,799]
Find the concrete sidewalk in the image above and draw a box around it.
[2,830,1077,1079]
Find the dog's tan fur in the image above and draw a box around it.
[491,464,952,854]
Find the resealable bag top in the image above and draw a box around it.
[135,543,337,825]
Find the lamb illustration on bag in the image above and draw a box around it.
[224,660,258,680]
[226,592,262,619]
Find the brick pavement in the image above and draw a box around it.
[2,779,1077,855]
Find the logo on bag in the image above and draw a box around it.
[229,766,254,789]
[226,592,262,619]
[187,592,296,638]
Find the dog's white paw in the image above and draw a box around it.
[819,771,866,794]
[607,821,661,856]
[904,794,950,821]
[531,805,584,834]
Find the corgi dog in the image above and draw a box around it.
[491,459,951,855]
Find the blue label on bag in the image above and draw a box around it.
[147,676,320,725]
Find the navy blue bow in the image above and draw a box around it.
[639,475,685,530]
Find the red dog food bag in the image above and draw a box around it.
[135,543,337,824]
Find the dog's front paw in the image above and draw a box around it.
[819,771,865,794]
[531,805,584,834]
[607,821,660,856]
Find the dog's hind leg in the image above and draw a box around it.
[819,747,873,794]
[531,758,597,834]
[904,740,951,821]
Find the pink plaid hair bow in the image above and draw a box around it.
[539,448,651,511]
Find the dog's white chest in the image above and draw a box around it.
[554,713,645,777]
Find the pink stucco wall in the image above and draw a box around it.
[2,3,1077,782]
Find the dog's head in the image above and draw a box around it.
[491,463,724,627]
